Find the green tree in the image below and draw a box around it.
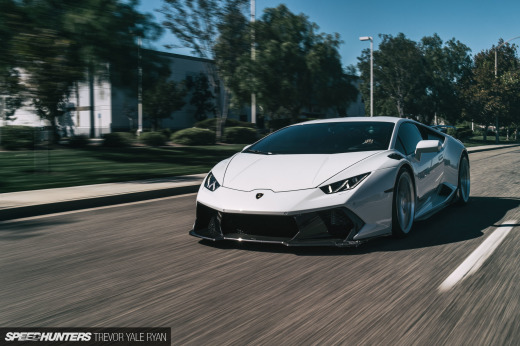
[358,33,426,119]
[6,0,160,140]
[0,0,28,120]
[159,0,248,137]
[143,78,186,131]
[215,4,357,120]
[186,73,215,121]
[214,3,251,110]
[358,33,472,124]
[501,69,520,139]
[420,34,472,125]
[463,42,519,142]
[305,34,358,116]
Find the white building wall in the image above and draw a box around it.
[6,103,47,127]
[7,77,111,138]
[73,79,112,137]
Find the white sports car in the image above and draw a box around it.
[190,117,470,247]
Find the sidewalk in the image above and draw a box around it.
[0,174,206,221]
[1,143,518,221]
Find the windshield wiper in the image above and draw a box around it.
[244,149,273,155]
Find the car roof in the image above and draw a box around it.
[296,116,404,126]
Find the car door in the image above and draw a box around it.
[417,124,446,195]
[394,122,437,205]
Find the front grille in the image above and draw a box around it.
[317,209,355,238]
[193,203,364,243]
[221,213,299,239]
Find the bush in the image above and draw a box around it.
[160,128,173,139]
[447,127,457,138]
[472,128,483,136]
[267,118,293,131]
[447,127,473,140]
[457,128,473,140]
[1,126,38,150]
[68,134,89,148]
[171,128,216,145]
[140,132,167,146]
[103,132,134,147]
[223,127,258,144]
[267,117,317,131]
[194,118,256,132]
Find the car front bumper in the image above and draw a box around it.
[189,202,367,247]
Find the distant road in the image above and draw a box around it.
[1,146,519,345]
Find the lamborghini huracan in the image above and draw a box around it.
[189,117,470,247]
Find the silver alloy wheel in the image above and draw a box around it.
[396,171,415,234]
[459,156,470,203]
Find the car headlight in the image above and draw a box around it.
[204,172,221,191]
[320,173,370,194]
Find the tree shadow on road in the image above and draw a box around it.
[199,196,520,256]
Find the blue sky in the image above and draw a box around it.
[138,0,520,69]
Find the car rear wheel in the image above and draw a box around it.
[456,155,470,205]
[392,169,415,237]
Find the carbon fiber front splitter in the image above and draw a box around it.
[189,203,366,247]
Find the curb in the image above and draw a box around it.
[467,143,520,154]
[0,184,200,222]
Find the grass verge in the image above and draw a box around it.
[462,136,519,147]
[0,144,243,193]
[1,136,518,193]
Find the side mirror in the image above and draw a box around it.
[415,140,441,161]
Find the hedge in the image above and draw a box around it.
[448,127,473,140]
[171,128,216,145]
[457,128,474,140]
[103,132,134,147]
[1,126,39,150]
[223,126,258,144]
[194,118,256,132]
[68,134,90,148]
[140,132,167,147]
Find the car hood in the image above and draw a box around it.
[222,151,380,192]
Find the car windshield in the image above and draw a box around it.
[245,121,395,155]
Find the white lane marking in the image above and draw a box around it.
[439,220,517,292]
[0,193,197,224]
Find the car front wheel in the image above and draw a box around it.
[392,169,415,237]
[456,155,470,205]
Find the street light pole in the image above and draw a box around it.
[137,36,143,137]
[494,35,520,144]
[0,95,7,146]
[360,36,373,117]
[250,0,256,124]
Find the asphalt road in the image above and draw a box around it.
[1,147,519,345]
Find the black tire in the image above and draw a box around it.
[455,154,470,205]
[392,168,416,238]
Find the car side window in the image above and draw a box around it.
[395,137,406,154]
[418,125,445,143]
[396,122,423,156]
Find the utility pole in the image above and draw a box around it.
[0,95,6,146]
[89,65,95,138]
[137,36,143,137]
[250,0,256,124]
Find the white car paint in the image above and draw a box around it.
[190,116,469,247]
